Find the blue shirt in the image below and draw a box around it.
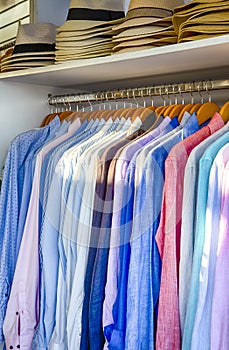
[125,113,199,350]
[0,117,60,343]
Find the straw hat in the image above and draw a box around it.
[2,22,56,71]
[173,1,229,33]
[113,24,175,40]
[112,45,158,54]
[57,0,125,32]
[112,36,177,51]
[112,16,173,31]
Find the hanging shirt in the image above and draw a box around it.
[0,117,60,344]
[155,113,224,350]
[2,118,79,350]
[66,119,141,350]
[49,119,131,350]
[191,141,229,350]
[80,128,145,350]
[211,161,229,350]
[105,117,180,350]
[36,120,105,350]
[179,119,229,336]
[182,129,229,350]
[125,113,198,350]
[102,117,178,349]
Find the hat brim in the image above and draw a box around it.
[56,38,112,48]
[173,3,229,32]
[57,18,124,32]
[112,30,177,43]
[178,32,224,43]
[113,36,177,50]
[111,45,159,55]
[113,24,174,39]
[113,16,172,31]
[56,37,112,46]
[1,55,55,64]
[55,50,111,61]
[55,43,113,52]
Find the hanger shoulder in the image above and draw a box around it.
[197,102,220,125]
[169,105,186,119]
[220,101,229,122]
[189,103,202,115]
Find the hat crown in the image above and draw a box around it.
[16,23,56,45]
[69,0,124,12]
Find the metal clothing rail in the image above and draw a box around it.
[47,79,229,107]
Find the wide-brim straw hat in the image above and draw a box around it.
[112,36,177,51]
[57,0,125,32]
[173,1,229,33]
[11,23,56,56]
[1,55,55,64]
[56,42,114,53]
[112,45,159,54]
[112,30,177,43]
[112,16,173,31]
[113,24,174,40]
[56,37,113,48]
[178,32,224,43]
[55,49,112,61]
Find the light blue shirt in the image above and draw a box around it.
[125,113,199,350]
[182,131,229,350]
[0,117,60,343]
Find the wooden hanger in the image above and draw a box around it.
[220,101,229,122]
[196,102,220,125]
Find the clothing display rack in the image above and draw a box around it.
[47,79,229,107]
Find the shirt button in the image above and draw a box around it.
[17,346,20,349]
[16,312,19,315]
[9,346,13,349]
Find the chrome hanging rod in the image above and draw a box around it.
[48,79,229,106]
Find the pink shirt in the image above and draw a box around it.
[3,120,81,350]
[155,113,224,350]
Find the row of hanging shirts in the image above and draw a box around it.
[0,89,229,350]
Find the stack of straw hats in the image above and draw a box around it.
[173,0,229,43]
[112,0,184,54]
[1,23,56,72]
[55,0,125,62]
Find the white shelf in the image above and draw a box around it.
[1,34,229,91]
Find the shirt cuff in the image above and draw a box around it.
[5,333,34,350]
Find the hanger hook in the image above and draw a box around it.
[112,91,118,110]
[197,83,204,104]
[204,81,212,103]
[138,88,146,108]
[188,84,194,104]
[178,84,185,105]
[147,87,154,107]
[87,94,93,111]
[132,88,139,108]
[165,85,172,106]
[159,86,166,106]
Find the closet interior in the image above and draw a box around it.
[0,4,229,348]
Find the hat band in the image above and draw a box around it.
[13,43,55,54]
[126,7,172,20]
[67,8,125,21]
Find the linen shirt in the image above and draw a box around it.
[50,119,133,350]
[125,114,199,350]
[102,117,177,349]
[66,120,141,350]
[2,119,77,350]
[179,119,228,336]
[191,141,229,350]
[182,130,229,350]
[211,162,229,350]
[36,120,105,350]
[80,133,142,350]
[155,113,224,350]
[105,117,179,350]
[0,117,60,344]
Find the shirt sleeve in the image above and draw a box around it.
[3,167,40,350]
